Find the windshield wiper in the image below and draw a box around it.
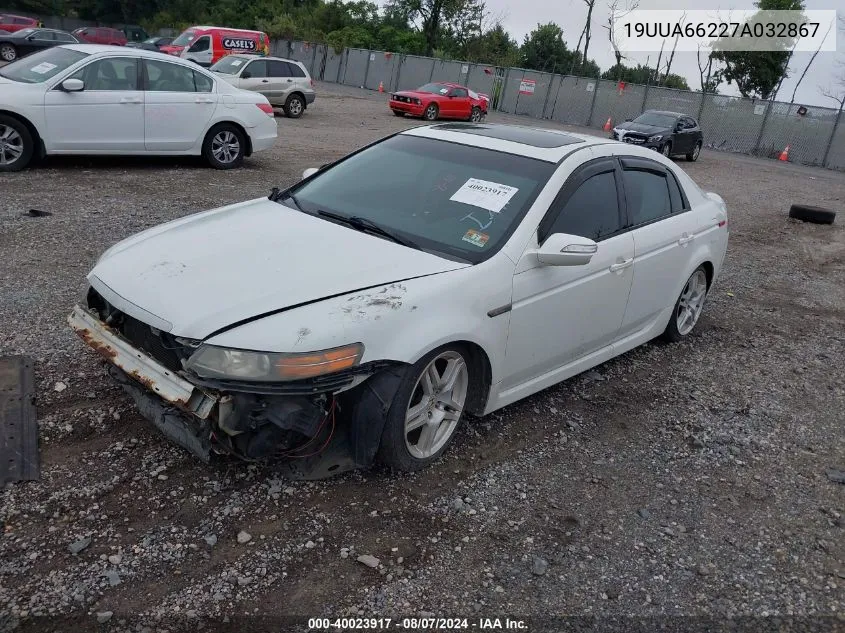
[269,187,306,211]
[317,210,418,249]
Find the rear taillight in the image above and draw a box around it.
[256,103,274,117]
[310,78,314,88]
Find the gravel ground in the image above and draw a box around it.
[1,82,844,632]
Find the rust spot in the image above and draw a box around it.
[75,327,118,360]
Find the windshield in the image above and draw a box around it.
[210,56,248,74]
[632,112,678,128]
[170,30,197,46]
[417,83,452,95]
[0,47,87,83]
[285,135,554,263]
[142,37,159,43]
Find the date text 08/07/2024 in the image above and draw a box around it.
[307,617,529,630]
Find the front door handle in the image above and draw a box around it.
[194,97,214,104]
[261,79,269,83]
[609,258,633,273]
[678,233,694,246]
[119,97,141,104]
[286,79,293,83]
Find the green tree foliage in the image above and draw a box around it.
[602,63,690,90]
[521,23,598,76]
[711,0,805,99]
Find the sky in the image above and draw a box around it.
[480,0,844,108]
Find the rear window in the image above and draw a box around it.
[0,46,88,83]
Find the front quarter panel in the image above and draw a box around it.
[204,254,517,387]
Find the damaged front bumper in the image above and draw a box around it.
[67,304,393,478]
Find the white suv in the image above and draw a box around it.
[211,54,316,118]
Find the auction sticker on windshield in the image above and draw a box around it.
[30,62,57,74]
[450,178,519,213]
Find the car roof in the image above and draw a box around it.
[644,110,687,117]
[402,123,613,163]
[60,43,203,63]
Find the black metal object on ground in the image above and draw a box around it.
[0,356,39,485]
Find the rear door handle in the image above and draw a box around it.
[194,97,214,104]
[678,233,694,246]
[119,97,141,104]
[609,258,633,273]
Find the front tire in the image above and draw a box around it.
[662,266,708,342]
[376,346,471,472]
[423,103,439,121]
[202,124,245,170]
[687,141,702,162]
[0,115,34,172]
[0,43,16,62]
[283,94,305,118]
[661,141,673,158]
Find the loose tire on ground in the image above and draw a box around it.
[202,124,245,170]
[376,345,471,472]
[788,204,836,225]
[284,94,305,119]
[0,114,34,172]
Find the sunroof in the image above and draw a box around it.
[432,123,584,148]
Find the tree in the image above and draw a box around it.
[697,46,719,93]
[604,0,638,75]
[392,0,473,56]
[521,22,585,75]
[712,0,805,99]
[575,0,596,76]
[464,22,519,65]
[602,63,689,90]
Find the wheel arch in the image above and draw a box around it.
[0,109,45,157]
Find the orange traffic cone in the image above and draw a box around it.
[778,144,790,161]
[603,117,612,132]
[378,81,384,93]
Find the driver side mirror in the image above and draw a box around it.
[60,78,85,92]
[537,233,597,266]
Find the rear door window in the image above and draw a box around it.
[268,60,292,77]
[244,59,267,78]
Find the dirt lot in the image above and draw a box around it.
[1,82,844,632]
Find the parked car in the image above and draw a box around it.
[611,110,704,161]
[0,45,277,171]
[161,26,270,67]
[0,14,40,33]
[126,36,173,52]
[121,25,148,43]
[390,82,489,122]
[72,26,127,46]
[67,123,728,476]
[211,54,315,118]
[0,28,78,62]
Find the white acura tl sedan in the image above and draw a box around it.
[69,124,728,478]
[0,44,277,171]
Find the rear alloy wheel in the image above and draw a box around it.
[202,124,245,169]
[0,116,34,172]
[663,266,708,342]
[469,106,482,123]
[0,43,16,62]
[423,103,439,121]
[284,94,305,118]
[687,141,702,162]
[377,346,470,471]
[661,141,673,157]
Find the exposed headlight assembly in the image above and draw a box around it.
[185,343,364,382]
[648,134,664,142]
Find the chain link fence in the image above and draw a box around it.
[269,38,843,171]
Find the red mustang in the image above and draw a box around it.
[389,82,489,122]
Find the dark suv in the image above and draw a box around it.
[610,110,703,161]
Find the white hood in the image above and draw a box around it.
[89,198,468,338]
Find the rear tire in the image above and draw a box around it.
[423,103,439,121]
[202,124,245,170]
[0,43,16,62]
[662,266,709,342]
[686,141,702,162]
[284,94,305,118]
[376,345,471,472]
[469,106,482,122]
[0,115,34,172]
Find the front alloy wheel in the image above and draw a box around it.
[661,142,672,157]
[376,346,471,471]
[0,116,33,172]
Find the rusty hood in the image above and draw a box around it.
[88,197,468,339]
